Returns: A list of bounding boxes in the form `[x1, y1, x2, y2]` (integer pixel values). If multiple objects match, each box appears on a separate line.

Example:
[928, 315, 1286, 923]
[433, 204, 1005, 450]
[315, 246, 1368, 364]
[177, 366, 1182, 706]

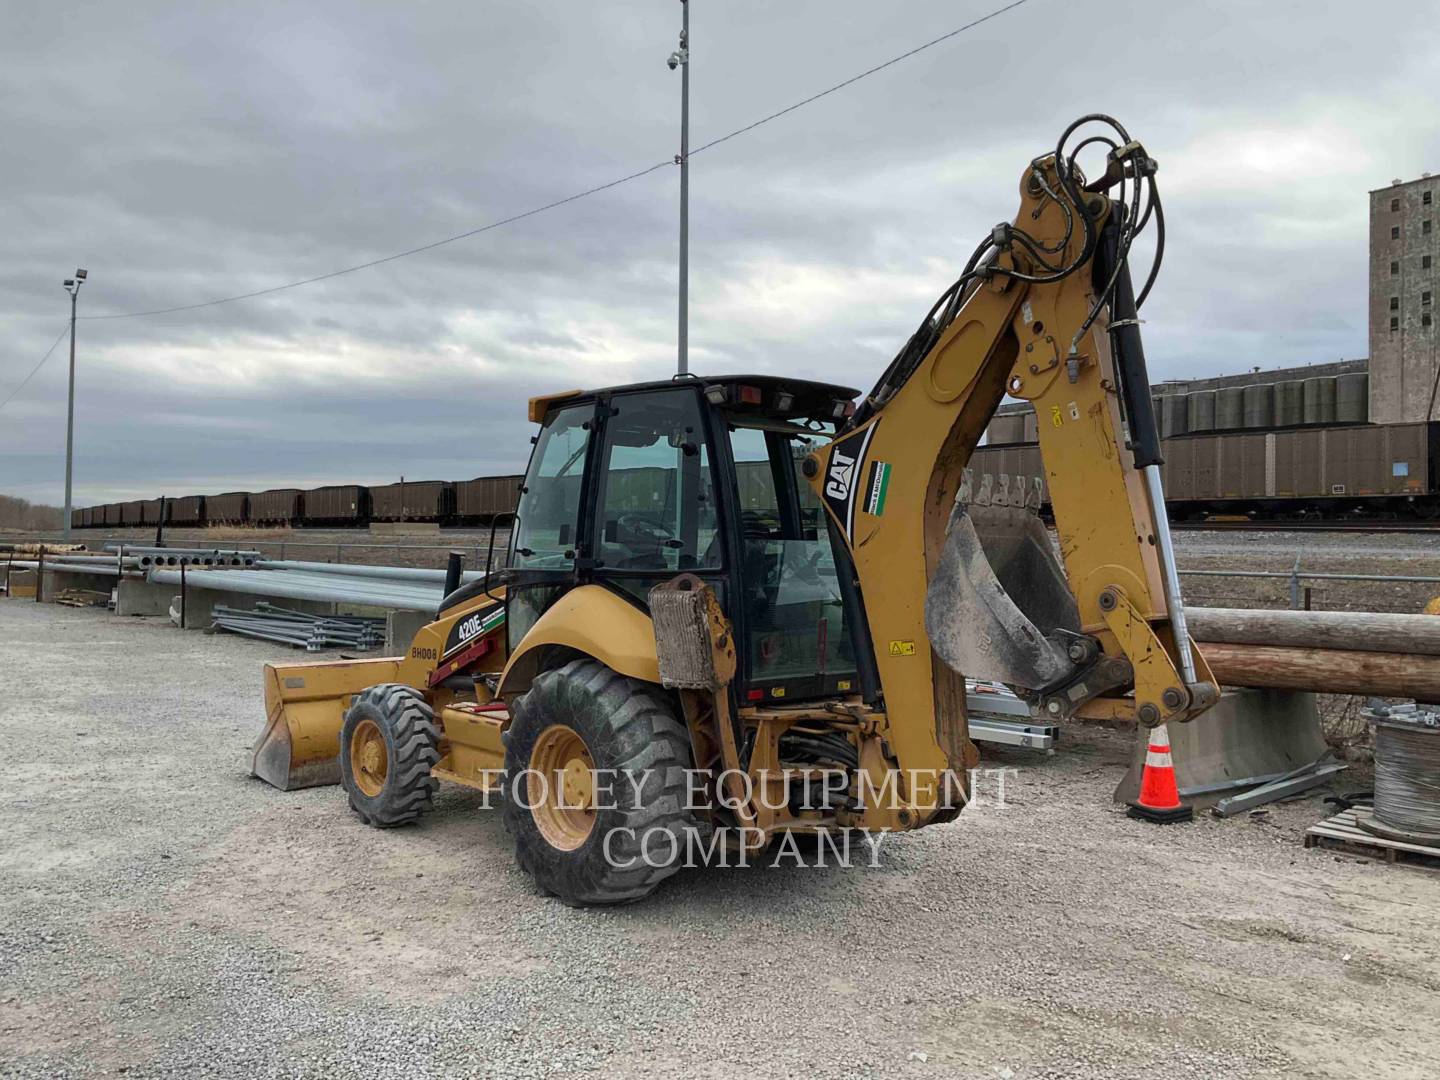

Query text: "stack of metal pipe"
[146, 565, 468, 611]
[103, 544, 260, 567]
[209, 603, 386, 651]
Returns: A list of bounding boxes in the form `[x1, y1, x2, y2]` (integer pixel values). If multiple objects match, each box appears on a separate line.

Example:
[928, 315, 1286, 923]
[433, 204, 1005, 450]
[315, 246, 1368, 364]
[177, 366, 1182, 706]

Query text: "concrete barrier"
[41, 569, 110, 604]
[386, 609, 431, 652]
[116, 578, 172, 617]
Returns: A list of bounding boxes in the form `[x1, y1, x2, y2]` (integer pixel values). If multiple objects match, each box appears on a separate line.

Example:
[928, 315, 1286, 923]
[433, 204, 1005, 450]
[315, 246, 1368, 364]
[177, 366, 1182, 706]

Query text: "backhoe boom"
[806, 117, 1217, 807]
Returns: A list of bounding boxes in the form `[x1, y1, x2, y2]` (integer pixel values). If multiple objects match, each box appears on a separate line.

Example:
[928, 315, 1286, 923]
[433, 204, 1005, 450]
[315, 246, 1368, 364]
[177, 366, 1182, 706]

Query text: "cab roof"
[528, 374, 861, 424]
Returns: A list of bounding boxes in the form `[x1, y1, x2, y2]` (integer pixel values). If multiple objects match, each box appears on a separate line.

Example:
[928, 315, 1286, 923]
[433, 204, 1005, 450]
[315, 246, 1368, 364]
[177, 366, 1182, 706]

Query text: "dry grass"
[203, 525, 295, 540]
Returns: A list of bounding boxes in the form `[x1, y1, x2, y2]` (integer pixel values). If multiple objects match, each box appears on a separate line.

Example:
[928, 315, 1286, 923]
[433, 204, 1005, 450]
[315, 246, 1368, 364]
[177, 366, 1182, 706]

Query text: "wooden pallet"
[1305, 808, 1440, 869]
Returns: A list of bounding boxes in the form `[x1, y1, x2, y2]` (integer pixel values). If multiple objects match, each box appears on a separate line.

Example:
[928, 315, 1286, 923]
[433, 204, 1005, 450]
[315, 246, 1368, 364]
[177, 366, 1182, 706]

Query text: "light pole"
[62, 268, 87, 541]
[668, 1, 690, 375]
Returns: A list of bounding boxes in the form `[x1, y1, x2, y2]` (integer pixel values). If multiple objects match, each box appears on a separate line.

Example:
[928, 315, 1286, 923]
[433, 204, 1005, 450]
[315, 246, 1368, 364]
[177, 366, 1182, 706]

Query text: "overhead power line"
[77, 0, 1036, 323]
[690, 0, 1033, 157]
[0, 326, 71, 413]
[82, 159, 676, 321]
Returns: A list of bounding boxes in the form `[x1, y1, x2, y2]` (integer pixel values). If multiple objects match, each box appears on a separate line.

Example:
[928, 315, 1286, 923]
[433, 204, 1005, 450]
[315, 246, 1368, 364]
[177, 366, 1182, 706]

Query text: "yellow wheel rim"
[529, 724, 597, 850]
[350, 718, 389, 798]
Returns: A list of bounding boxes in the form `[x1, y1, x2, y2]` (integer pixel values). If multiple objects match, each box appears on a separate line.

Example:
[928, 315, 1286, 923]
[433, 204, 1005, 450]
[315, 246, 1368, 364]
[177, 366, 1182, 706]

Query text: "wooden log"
[1197, 642, 1440, 700]
[1187, 607, 1440, 658]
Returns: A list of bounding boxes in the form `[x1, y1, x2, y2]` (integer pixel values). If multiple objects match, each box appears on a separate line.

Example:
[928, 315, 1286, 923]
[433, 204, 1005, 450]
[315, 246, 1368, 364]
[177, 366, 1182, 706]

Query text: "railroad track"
[1171, 520, 1440, 534]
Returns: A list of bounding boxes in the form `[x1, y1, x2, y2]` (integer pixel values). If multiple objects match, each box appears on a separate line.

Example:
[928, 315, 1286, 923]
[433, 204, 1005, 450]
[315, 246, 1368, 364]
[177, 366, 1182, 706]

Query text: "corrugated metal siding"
[975, 422, 1433, 508]
[1334, 422, 1427, 495]
[370, 480, 454, 521]
[304, 485, 366, 522]
[1163, 438, 1195, 501]
[207, 492, 249, 523]
[251, 489, 303, 522]
[1192, 437, 1219, 499]
[170, 496, 205, 525]
[985, 414, 1027, 445]
[456, 476, 522, 519]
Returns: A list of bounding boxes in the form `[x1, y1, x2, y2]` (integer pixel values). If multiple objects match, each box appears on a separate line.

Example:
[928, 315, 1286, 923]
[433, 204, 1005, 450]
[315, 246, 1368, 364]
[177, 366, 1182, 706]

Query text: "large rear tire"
[339, 684, 440, 828]
[503, 659, 695, 906]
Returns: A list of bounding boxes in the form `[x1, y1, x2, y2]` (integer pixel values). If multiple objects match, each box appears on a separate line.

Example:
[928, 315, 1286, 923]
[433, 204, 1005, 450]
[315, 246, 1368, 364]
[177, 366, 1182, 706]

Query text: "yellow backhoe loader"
[252, 114, 1220, 904]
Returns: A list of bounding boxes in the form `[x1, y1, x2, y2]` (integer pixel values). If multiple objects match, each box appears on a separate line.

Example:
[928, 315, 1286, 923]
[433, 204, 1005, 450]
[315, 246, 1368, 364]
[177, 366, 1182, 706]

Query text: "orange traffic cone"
[1127, 722, 1194, 824]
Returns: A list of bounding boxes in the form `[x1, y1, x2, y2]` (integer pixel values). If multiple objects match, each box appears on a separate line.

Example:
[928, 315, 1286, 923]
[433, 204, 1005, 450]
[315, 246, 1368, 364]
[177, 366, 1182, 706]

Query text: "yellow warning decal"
[837, 679, 852, 691]
[770, 687, 786, 698]
[888, 640, 916, 656]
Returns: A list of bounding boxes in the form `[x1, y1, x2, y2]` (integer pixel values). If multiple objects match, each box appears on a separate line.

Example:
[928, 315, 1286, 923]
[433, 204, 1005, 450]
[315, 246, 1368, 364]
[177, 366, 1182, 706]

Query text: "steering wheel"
[616, 513, 675, 547]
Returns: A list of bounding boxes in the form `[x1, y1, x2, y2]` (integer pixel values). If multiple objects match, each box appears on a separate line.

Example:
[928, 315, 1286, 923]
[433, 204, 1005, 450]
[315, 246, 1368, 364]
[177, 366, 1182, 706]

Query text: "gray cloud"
[2, 0, 1438, 503]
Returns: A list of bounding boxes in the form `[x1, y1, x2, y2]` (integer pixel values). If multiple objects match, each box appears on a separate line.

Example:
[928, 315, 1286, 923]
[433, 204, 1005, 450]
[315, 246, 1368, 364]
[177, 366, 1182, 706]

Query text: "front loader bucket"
[251, 656, 402, 790]
[925, 473, 1081, 691]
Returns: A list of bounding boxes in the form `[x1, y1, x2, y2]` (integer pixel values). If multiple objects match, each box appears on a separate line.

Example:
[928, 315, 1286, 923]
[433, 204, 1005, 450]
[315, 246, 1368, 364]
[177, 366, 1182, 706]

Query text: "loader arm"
[807, 117, 1217, 796]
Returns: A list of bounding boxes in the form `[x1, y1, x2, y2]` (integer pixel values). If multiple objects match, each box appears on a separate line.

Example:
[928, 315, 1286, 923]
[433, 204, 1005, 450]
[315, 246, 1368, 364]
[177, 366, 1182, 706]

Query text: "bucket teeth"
[993, 473, 1011, 508]
[1027, 476, 1044, 513]
[957, 468, 973, 506]
[975, 473, 993, 507]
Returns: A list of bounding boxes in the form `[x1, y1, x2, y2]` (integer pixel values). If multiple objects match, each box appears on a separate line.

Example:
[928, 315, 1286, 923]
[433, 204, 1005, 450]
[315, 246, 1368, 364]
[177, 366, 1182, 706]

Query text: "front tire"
[503, 659, 694, 906]
[339, 684, 440, 828]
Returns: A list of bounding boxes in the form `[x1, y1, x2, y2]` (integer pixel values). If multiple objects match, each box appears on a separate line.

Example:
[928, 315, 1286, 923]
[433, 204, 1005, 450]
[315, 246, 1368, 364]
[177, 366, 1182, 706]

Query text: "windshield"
[511, 402, 591, 571]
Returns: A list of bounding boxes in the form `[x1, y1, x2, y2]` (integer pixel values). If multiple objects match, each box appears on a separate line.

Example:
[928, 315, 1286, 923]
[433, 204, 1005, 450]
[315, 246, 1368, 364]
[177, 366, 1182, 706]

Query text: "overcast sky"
[2, 0, 1437, 505]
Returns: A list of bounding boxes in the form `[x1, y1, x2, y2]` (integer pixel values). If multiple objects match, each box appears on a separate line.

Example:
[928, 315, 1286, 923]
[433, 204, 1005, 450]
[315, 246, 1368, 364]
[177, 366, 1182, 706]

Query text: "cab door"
[588, 386, 723, 604]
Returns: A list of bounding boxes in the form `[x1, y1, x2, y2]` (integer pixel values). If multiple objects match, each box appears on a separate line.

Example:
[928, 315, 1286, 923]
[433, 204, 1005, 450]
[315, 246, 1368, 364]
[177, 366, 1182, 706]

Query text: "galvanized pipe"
[255, 559, 486, 584]
[9, 560, 137, 577]
[147, 567, 441, 611]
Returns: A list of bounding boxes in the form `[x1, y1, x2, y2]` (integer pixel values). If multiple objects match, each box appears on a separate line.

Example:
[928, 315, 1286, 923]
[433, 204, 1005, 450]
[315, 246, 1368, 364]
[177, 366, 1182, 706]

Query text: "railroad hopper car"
[169, 495, 207, 526]
[370, 480, 455, 523]
[140, 499, 165, 526]
[455, 475, 522, 522]
[250, 488, 304, 526]
[120, 500, 145, 527]
[972, 421, 1436, 520]
[207, 492, 250, 526]
[71, 508, 84, 529]
[301, 485, 369, 526]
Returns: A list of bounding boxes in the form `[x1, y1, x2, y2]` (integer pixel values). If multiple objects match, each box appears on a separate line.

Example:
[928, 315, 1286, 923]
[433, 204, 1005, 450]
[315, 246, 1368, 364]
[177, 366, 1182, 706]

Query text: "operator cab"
[508, 375, 868, 704]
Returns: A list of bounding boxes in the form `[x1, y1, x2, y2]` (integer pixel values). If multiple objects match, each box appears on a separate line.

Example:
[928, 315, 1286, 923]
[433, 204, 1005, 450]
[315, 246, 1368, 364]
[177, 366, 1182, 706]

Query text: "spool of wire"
[1361, 704, 1440, 846]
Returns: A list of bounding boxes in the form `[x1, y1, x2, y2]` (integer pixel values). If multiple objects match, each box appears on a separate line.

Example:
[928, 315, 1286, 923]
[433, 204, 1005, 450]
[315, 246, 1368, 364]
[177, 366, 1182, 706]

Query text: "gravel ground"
[4, 597, 1440, 1079]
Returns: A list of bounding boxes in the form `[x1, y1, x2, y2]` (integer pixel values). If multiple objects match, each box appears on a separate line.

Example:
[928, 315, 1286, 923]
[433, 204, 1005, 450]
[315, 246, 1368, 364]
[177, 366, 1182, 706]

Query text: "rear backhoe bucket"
[251, 656, 402, 790]
[1113, 689, 1331, 808]
[925, 478, 1081, 691]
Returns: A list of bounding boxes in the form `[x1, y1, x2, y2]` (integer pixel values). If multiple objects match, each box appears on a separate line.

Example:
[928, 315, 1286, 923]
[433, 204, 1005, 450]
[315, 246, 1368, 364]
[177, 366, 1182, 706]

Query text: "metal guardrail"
[1179, 557, 1440, 609]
